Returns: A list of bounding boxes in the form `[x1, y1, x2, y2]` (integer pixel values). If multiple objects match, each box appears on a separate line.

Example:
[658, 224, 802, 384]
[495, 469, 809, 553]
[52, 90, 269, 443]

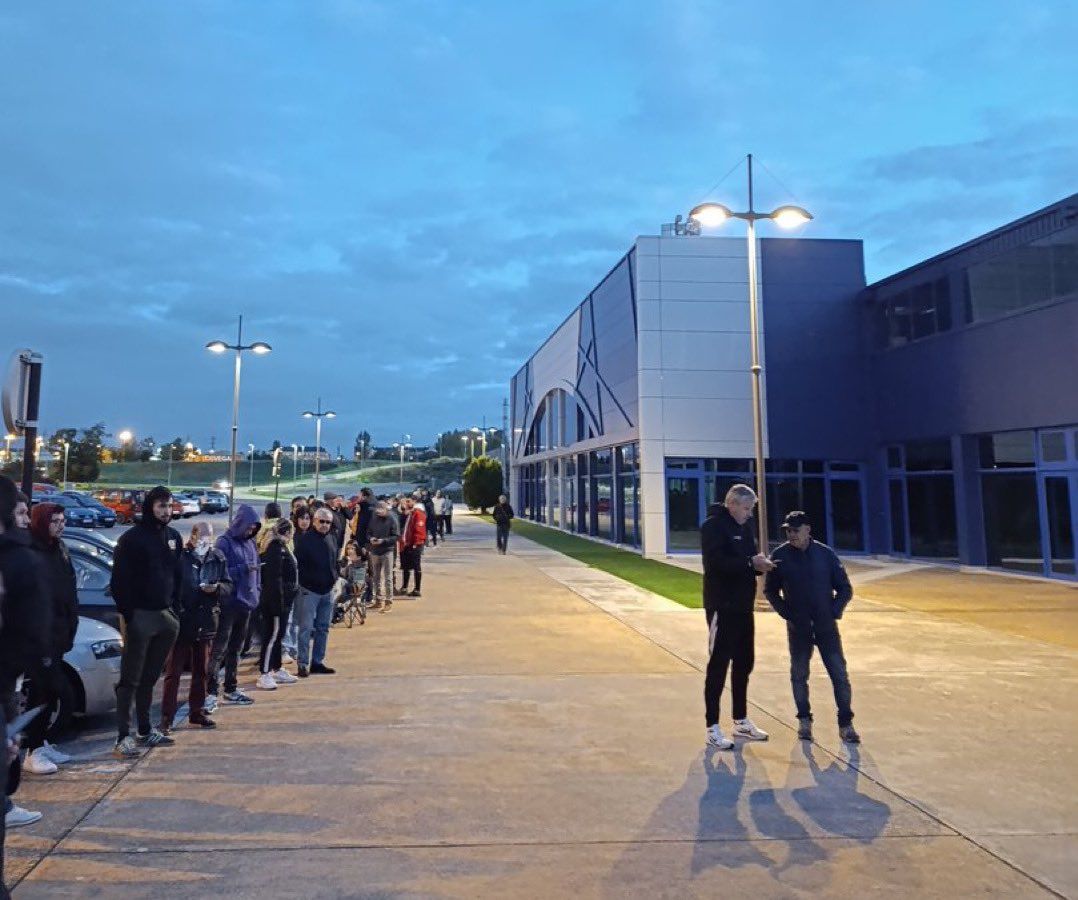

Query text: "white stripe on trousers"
[708, 611, 719, 656]
[260, 616, 280, 675]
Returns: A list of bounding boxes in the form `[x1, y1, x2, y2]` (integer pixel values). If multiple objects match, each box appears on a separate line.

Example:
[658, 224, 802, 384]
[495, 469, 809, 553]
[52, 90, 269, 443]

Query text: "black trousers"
[704, 608, 755, 726]
[207, 605, 251, 696]
[496, 523, 510, 552]
[259, 610, 285, 675]
[24, 662, 67, 750]
[444, 514, 453, 535]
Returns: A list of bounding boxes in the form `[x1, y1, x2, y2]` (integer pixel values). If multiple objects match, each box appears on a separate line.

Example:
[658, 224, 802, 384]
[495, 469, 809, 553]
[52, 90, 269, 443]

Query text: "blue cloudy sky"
[2, 1, 1075, 452]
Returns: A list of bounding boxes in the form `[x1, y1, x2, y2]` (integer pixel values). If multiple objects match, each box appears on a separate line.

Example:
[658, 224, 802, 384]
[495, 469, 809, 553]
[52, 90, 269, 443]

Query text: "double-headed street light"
[687, 153, 812, 554]
[392, 441, 412, 490]
[206, 314, 272, 518]
[302, 398, 335, 497]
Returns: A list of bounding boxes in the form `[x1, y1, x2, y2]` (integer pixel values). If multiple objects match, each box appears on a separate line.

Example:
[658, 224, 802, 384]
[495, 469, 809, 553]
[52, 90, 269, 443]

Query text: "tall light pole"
[167, 443, 175, 488]
[206, 314, 272, 518]
[687, 153, 812, 553]
[248, 443, 256, 489]
[117, 430, 133, 463]
[393, 441, 412, 490]
[301, 398, 336, 497]
[357, 437, 366, 471]
[291, 443, 299, 482]
[61, 440, 70, 487]
[4, 433, 15, 462]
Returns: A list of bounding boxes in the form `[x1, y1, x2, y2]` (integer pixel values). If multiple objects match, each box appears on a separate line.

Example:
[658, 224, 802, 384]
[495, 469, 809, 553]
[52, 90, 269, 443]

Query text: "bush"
[462, 456, 503, 513]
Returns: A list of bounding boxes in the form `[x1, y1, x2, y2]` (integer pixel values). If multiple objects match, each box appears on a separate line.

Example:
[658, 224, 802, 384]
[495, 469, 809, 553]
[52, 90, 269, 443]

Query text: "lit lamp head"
[118, 430, 133, 444]
[250, 342, 272, 355]
[205, 340, 228, 354]
[769, 205, 813, 228]
[324, 411, 336, 419]
[688, 202, 734, 228]
[302, 412, 315, 419]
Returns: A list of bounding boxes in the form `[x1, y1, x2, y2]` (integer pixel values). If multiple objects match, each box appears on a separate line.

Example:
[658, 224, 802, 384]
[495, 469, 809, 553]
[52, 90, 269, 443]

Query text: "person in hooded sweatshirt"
[205, 504, 261, 708]
[23, 503, 79, 776]
[159, 522, 232, 733]
[109, 486, 182, 758]
[0, 478, 47, 830]
[257, 518, 300, 691]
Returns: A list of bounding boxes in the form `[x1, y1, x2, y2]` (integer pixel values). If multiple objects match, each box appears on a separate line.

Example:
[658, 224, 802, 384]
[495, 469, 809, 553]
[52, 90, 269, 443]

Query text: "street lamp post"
[61, 440, 70, 488]
[687, 153, 812, 554]
[117, 430, 133, 463]
[393, 441, 412, 490]
[167, 444, 174, 488]
[291, 443, 299, 482]
[301, 398, 336, 497]
[4, 433, 15, 463]
[248, 443, 256, 489]
[206, 314, 272, 519]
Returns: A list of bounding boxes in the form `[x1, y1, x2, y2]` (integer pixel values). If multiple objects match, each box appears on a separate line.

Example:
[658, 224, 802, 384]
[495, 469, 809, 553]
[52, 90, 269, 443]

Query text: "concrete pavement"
[7, 512, 1073, 898]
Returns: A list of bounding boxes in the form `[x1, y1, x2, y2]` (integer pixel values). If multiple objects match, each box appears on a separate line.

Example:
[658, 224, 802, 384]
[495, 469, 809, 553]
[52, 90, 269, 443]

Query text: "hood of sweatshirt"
[227, 503, 261, 541]
[141, 486, 173, 529]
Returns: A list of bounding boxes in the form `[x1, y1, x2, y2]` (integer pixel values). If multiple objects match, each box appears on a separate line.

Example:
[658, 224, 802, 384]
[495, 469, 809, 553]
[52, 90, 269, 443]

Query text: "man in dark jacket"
[765, 511, 859, 744]
[366, 501, 400, 612]
[110, 486, 181, 758]
[206, 504, 261, 707]
[700, 484, 774, 750]
[23, 503, 79, 775]
[351, 488, 373, 549]
[294, 506, 339, 676]
[325, 494, 348, 551]
[492, 495, 514, 554]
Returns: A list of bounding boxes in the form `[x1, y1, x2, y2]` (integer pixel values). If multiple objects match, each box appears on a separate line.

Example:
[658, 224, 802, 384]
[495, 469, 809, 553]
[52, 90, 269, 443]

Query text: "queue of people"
[0, 474, 454, 892]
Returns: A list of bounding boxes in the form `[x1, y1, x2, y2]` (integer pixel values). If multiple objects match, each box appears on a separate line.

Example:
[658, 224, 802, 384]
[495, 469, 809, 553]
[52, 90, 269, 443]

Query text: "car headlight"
[90, 639, 123, 659]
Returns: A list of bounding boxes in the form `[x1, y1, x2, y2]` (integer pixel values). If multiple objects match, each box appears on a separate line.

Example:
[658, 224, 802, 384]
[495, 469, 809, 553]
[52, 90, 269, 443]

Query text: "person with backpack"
[159, 522, 232, 732]
[23, 503, 79, 775]
[492, 495, 514, 554]
[398, 496, 426, 597]
[257, 519, 300, 690]
[205, 504, 261, 709]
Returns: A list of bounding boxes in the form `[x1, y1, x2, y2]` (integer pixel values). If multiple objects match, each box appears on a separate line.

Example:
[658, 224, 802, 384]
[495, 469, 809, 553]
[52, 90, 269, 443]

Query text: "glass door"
[1043, 475, 1076, 576]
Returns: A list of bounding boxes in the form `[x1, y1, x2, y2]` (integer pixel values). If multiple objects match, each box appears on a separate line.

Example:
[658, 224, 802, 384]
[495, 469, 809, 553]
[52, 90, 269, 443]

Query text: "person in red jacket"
[398, 496, 426, 598]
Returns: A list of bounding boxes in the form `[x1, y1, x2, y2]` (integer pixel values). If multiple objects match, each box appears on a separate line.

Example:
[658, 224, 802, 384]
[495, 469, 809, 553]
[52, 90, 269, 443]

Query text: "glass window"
[591, 448, 612, 476]
[595, 477, 613, 541]
[904, 440, 953, 472]
[667, 477, 700, 550]
[619, 474, 636, 546]
[802, 479, 827, 542]
[912, 282, 936, 339]
[709, 458, 752, 472]
[1041, 431, 1068, 463]
[886, 291, 912, 347]
[983, 474, 1043, 573]
[906, 476, 958, 559]
[889, 479, 907, 554]
[979, 431, 1035, 469]
[829, 480, 864, 551]
[767, 477, 802, 545]
[801, 460, 825, 474]
[934, 278, 952, 332]
[886, 446, 903, 470]
[828, 462, 861, 473]
[550, 460, 560, 527]
[1045, 476, 1075, 576]
[72, 554, 110, 591]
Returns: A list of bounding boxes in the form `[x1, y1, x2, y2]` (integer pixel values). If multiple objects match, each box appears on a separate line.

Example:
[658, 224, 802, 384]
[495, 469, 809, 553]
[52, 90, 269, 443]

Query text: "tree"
[462, 456, 503, 513]
[45, 424, 104, 483]
[137, 436, 156, 462]
[354, 430, 371, 460]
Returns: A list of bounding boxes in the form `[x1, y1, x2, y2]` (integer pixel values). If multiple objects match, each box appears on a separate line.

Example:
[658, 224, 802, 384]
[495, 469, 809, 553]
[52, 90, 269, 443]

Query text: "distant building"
[509, 194, 1078, 580]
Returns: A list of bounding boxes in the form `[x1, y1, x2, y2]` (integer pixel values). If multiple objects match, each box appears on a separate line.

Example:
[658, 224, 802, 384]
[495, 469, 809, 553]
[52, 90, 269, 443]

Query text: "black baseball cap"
[781, 511, 810, 530]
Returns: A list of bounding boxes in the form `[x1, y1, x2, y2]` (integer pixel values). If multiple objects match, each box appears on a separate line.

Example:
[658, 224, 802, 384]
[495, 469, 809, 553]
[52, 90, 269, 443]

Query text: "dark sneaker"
[408, 590, 421, 598]
[839, 725, 861, 744]
[158, 719, 173, 736]
[189, 715, 218, 729]
[297, 665, 309, 678]
[309, 663, 336, 675]
[223, 690, 255, 705]
[113, 736, 142, 759]
[136, 729, 175, 747]
[797, 718, 813, 741]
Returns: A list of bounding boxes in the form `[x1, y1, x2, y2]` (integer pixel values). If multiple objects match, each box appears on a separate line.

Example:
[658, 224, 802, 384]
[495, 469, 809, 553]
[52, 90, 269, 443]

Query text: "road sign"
[2, 349, 43, 435]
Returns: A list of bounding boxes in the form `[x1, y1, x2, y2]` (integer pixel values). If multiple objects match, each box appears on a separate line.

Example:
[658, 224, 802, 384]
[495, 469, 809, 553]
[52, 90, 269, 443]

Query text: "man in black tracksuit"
[492, 495, 514, 554]
[109, 486, 182, 757]
[765, 511, 859, 744]
[700, 484, 774, 749]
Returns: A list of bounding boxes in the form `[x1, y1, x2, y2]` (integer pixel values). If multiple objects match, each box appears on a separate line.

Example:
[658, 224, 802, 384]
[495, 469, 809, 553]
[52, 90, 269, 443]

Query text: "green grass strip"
[488, 516, 703, 609]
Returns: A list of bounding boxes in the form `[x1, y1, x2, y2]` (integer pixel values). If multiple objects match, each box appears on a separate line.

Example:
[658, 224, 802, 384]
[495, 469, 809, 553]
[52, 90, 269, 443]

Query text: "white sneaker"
[273, 669, 298, 684]
[42, 741, 73, 764]
[5, 804, 42, 828]
[203, 695, 219, 715]
[256, 673, 278, 691]
[733, 718, 769, 741]
[24, 747, 58, 775]
[281, 652, 295, 665]
[706, 724, 734, 750]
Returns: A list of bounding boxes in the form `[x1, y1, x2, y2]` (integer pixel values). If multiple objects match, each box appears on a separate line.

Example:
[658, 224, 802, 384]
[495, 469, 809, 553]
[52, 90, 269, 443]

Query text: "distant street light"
[686, 153, 813, 552]
[206, 314, 272, 518]
[291, 443, 299, 482]
[301, 398, 336, 497]
[393, 441, 412, 490]
[117, 430, 133, 463]
[4, 433, 15, 462]
[61, 440, 70, 487]
[248, 443, 256, 490]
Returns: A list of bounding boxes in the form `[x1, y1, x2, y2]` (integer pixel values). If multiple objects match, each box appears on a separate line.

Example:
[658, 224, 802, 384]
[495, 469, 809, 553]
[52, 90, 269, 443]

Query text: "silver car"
[64, 616, 124, 720]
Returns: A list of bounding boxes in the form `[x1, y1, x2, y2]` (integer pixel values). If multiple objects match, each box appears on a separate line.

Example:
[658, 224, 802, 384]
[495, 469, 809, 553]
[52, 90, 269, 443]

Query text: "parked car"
[63, 526, 117, 558]
[173, 492, 201, 517]
[32, 493, 97, 529]
[93, 488, 145, 525]
[186, 489, 228, 513]
[65, 537, 118, 629]
[19, 617, 123, 735]
[62, 491, 117, 528]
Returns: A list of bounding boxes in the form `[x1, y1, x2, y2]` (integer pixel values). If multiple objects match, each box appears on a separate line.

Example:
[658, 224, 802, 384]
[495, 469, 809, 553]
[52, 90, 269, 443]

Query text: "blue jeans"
[296, 588, 334, 667]
[788, 622, 854, 727]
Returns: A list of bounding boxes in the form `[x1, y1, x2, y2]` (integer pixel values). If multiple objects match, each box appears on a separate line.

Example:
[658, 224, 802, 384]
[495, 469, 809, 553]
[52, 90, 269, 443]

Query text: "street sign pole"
[2, 350, 44, 499]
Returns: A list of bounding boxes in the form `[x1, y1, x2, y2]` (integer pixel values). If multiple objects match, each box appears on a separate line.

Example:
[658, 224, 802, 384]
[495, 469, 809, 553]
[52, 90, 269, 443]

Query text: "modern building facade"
[509, 194, 1078, 580]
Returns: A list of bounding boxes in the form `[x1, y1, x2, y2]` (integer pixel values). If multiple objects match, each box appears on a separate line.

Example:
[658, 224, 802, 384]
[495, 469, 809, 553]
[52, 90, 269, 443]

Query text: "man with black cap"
[109, 486, 182, 758]
[764, 510, 859, 744]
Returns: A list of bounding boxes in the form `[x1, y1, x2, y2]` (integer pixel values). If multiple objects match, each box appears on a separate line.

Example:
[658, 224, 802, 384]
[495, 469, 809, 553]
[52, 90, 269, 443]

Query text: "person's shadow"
[690, 749, 771, 874]
[790, 743, 892, 842]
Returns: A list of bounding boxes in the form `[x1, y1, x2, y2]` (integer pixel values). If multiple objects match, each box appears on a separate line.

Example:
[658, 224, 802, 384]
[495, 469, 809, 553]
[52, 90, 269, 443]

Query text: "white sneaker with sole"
[706, 724, 734, 750]
[24, 747, 58, 775]
[256, 673, 278, 691]
[281, 652, 295, 666]
[273, 669, 298, 684]
[42, 741, 73, 764]
[5, 804, 42, 828]
[733, 718, 769, 741]
[203, 695, 219, 715]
